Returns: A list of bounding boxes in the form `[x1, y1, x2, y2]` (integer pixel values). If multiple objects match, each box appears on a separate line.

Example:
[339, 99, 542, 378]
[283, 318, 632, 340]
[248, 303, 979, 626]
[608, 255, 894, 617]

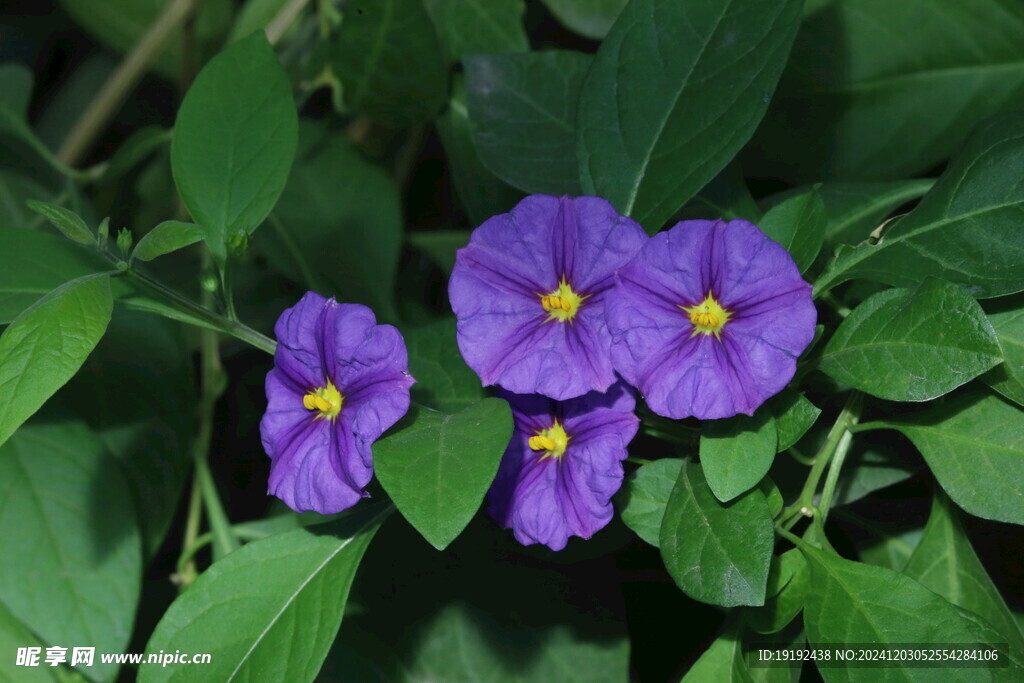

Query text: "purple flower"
[488, 382, 640, 551]
[260, 292, 415, 513]
[607, 219, 816, 420]
[449, 195, 647, 400]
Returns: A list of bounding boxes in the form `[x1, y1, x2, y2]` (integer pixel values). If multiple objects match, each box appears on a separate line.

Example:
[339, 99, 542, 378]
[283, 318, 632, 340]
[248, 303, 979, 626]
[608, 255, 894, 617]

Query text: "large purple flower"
[607, 219, 816, 420]
[449, 195, 647, 400]
[488, 382, 639, 551]
[260, 292, 415, 513]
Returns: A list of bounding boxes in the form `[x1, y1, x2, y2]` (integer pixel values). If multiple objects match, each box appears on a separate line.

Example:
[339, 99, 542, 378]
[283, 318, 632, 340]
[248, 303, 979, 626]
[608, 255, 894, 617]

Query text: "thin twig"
[57, 0, 205, 166]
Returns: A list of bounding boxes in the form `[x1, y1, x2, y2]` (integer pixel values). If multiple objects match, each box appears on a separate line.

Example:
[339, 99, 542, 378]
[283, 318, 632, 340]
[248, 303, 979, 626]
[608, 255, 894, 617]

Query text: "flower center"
[527, 421, 569, 461]
[540, 277, 587, 322]
[302, 381, 343, 420]
[681, 292, 731, 340]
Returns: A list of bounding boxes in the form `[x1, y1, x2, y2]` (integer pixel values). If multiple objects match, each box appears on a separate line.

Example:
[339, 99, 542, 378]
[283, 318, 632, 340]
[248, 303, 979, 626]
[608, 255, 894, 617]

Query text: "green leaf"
[0, 421, 142, 682]
[904, 493, 1024, 654]
[815, 113, 1024, 299]
[260, 123, 402, 320]
[700, 412, 778, 502]
[0, 64, 71, 178]
[749, 549, 808, 635]
[750, 0, 1024, 181]
[59, 309, 195, 558]
[830, 443, 920, 507]
[865, 391, 1024, 526]
[769, 389, 820, 452]
[332, 0, 448, 124]
[618, 458, 680, 547]
[0, 274, 113, 449]
[465, 50, 591, 196]
[408, 230, 469, 276]
[375, 399, 513, 550]
[682, 625, 753, 682]
[692, 161, 763, 222]
[131, 220, 205, 262]
[757, 188, 825, 274]
[817, 180, 936, 250]
[140, 506, 390, 683]
[424, 0, 527, 61]
[539, 0, 628, 39]
[0, 169, 56, 227]
[171, 31, 298, 261]
[983, 298, 1024, 407]
[0, 228, 118, 324]
[404, 318, 483, 412]
[24, 200, 94, 244]
[58, 0, 232, 81]
[820, 279, 1002, 401]
[801, 544, 995, 683]
[0, 601, 61, 682]
[576, 0, 803, 233]
[660, 460, 774, 607]
[434, 74, 522, 226]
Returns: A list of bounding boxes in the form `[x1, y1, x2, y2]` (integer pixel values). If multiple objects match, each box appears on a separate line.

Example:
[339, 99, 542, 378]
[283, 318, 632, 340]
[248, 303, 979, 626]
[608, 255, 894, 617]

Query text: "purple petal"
[488, 382, 637, 550]
[608, 219, 817, 420]
[272, 291, 332, 389]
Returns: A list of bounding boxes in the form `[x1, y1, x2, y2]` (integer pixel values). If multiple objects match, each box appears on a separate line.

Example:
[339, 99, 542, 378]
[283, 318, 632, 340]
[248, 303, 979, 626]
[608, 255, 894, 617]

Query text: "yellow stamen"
[539, 277, 588, 322]
[302, 381, 344, 420]
[681, 292, 731, 340]
[528, 421, 570, 461]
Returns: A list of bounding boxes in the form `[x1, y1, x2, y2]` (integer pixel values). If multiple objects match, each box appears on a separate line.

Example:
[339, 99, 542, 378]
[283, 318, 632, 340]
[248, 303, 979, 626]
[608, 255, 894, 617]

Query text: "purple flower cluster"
[450, 195, 816, 550]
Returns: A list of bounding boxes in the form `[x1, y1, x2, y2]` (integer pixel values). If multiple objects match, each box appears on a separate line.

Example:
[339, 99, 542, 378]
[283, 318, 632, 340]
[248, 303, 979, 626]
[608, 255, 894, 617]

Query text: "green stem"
[777, 391, 863, 530]
[122, 267, 276, 354]
[176, 476, 204, 587]
[625, 457, 652, 467]
[818, 420, 860, 522]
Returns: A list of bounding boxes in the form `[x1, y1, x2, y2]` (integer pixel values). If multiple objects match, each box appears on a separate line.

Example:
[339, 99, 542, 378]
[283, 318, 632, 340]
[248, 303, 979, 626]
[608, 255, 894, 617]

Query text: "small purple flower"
[449, 195, 647, 400]
[607, 219, 816, 420]
[261, 292, 415, 513]
[488, 382, 640, 551]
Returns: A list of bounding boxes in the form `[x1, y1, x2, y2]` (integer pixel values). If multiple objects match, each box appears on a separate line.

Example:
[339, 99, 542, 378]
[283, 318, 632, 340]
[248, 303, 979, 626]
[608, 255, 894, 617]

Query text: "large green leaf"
[0, 421, 142, 682]
[820, 279, 1002, 401]
[700, 412, 778, 502]
[983, 298, 1024, 407]
[140, 506, 390, 683]
[59, 309, 194, 558]
[865, 391, 1024, 525]
[171, 31, 297, 261]
[904, 493, 1024, 655]
[801, 544, 996, 683]
[435, 75, 522, 226]
[404, 318, 484, 412]
[424, 0, 527, 61]
[0, 602, 56, 682]
[375, 399, 512, 550]
[576, 0, 803, 233]
[817, 180, 936, 250]
[750, 0, 1024, 181]
[659, 460, 774, 607]
[757, 188, 825, 274]
[0, 228, 117, 324]
[0, 169, 56, 227]
[0, 274, 113, 449]
[539, 0, 627, 39]
[332, 0, 447, 124]
[618, 458, 680, 547]
[815, 114, 1024, 299]
[465, 50, 591, 196]
[748, 550, 808, 635]
[261, 123, 402, 320]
